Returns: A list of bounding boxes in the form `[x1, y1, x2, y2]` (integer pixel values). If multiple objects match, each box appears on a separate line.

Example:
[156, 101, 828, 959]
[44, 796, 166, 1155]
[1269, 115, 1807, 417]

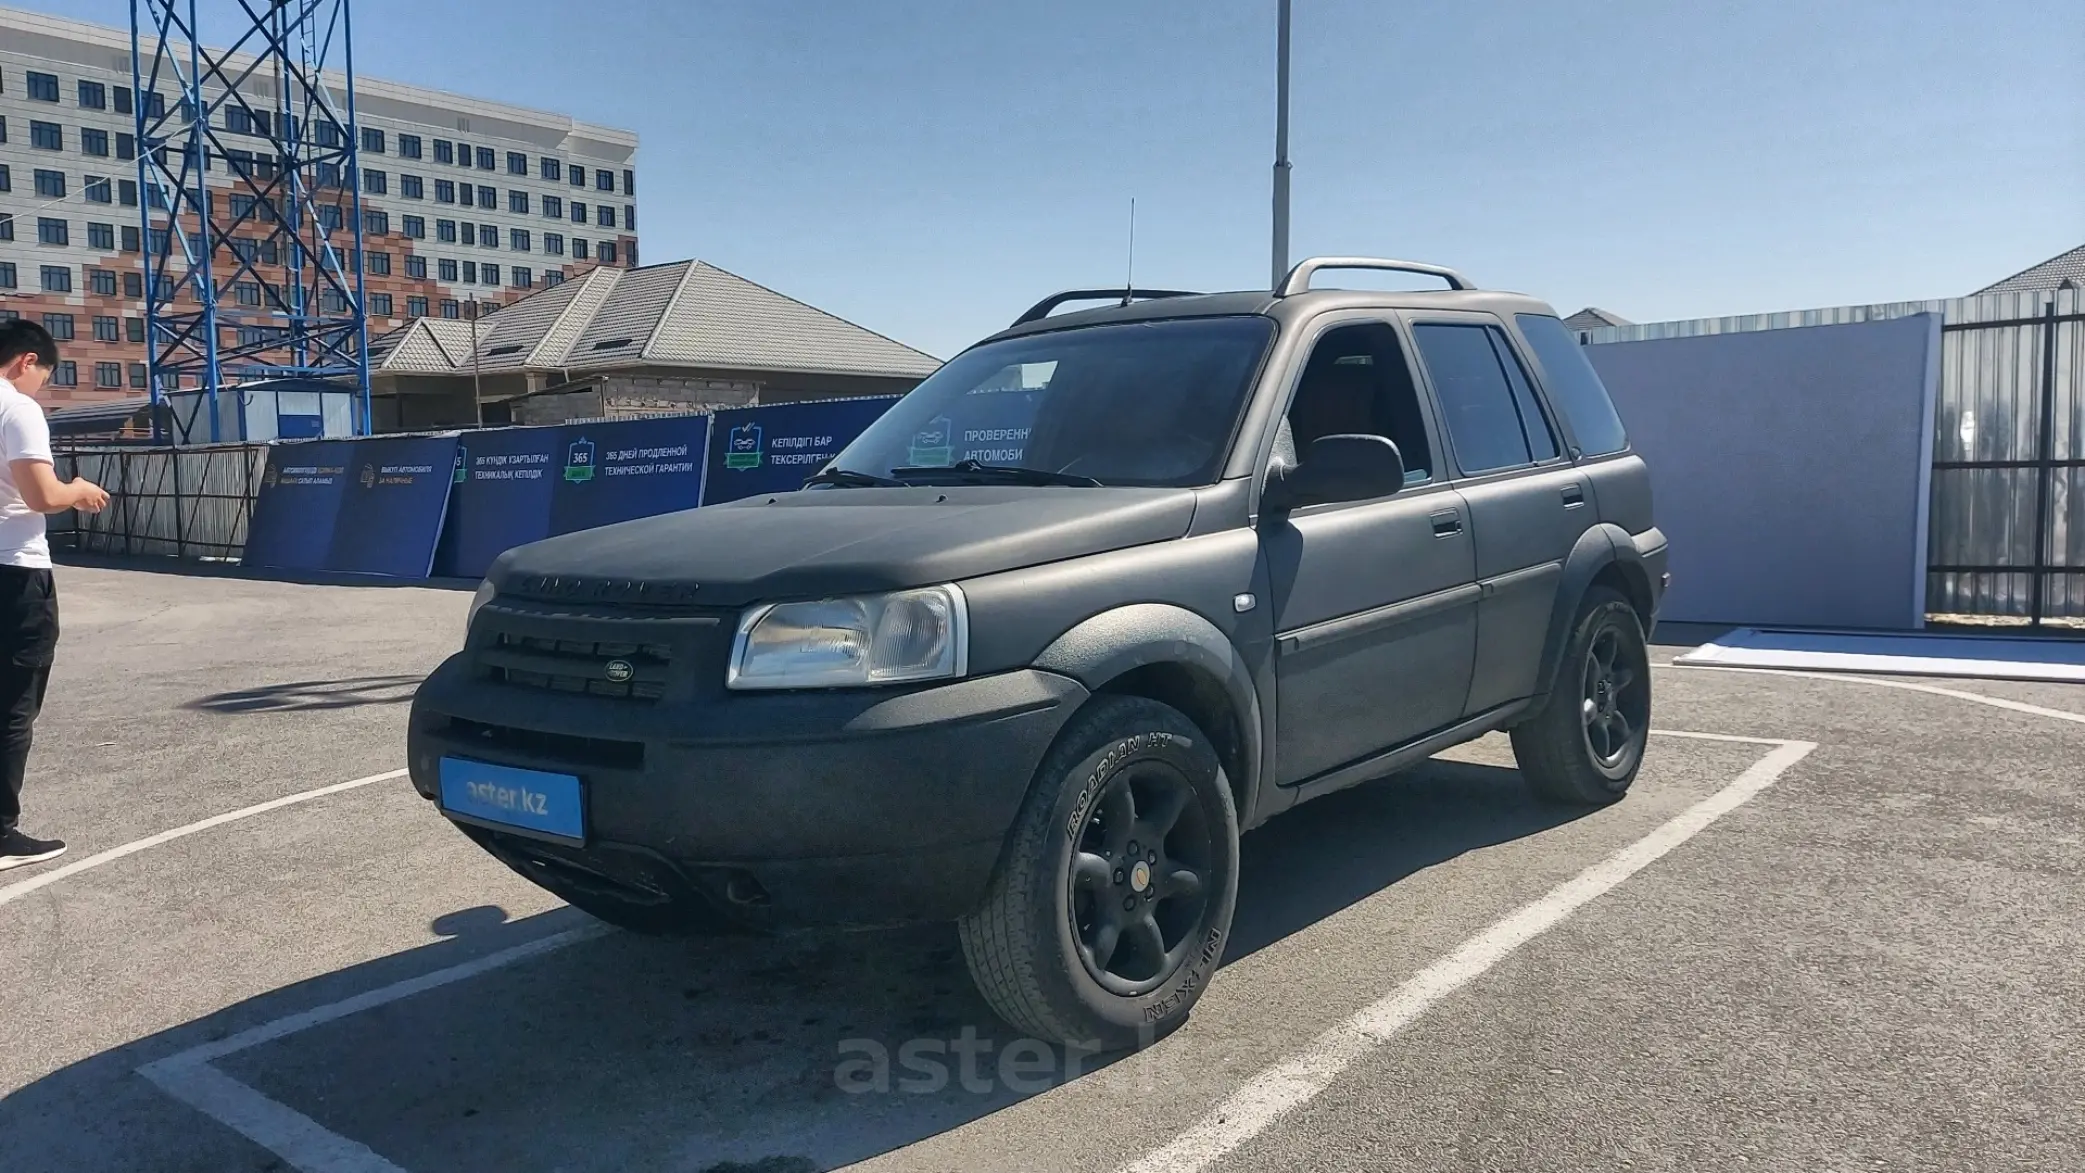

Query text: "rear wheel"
[1511, 585, 1651, 805]
[959, 695, 1240, 1050]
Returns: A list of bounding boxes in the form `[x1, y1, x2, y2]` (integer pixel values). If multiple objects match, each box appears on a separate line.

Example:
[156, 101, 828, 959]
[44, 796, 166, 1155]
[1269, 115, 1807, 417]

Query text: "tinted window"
[1413, 323, 1539, 474]
[1491, 333, 1558, 462]
[1516, 314, 1629, 456]
[833, 317, 1276, 488]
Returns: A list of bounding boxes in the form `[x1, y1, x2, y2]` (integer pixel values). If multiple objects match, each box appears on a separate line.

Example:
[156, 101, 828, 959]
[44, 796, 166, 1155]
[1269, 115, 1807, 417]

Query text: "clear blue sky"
[29, 0, 2085, 357]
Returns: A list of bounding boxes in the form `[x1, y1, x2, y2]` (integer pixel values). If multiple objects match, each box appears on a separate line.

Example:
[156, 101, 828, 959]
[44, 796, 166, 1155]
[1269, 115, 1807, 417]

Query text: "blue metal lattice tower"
[130, 0, 372, 442]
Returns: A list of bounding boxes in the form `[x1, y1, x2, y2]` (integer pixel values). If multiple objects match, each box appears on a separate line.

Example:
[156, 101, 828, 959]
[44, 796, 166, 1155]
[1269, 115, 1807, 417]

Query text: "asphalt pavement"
[2, 564, 2080, 1173]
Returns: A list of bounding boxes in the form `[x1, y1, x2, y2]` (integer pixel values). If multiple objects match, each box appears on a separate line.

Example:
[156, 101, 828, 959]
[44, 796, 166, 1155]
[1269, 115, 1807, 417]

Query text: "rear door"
[1407, 315, 1594, 714]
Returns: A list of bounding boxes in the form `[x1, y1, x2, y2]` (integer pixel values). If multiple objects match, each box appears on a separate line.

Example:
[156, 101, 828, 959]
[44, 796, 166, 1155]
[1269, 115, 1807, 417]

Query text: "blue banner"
[245, 440, 355, 573]
[548, 415, 710, 535]
[432, 426, 564, 579]
[700, 397, 899, 505]
[245, 435, 459, 578]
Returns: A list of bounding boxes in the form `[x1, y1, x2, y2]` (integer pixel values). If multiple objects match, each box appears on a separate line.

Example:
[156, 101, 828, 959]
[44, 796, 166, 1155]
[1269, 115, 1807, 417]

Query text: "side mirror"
[1266, 434, 1406, 510]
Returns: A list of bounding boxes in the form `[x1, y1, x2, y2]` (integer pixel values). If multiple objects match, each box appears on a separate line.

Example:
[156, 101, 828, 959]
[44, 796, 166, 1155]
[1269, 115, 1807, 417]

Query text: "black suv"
[407, 258, 1668, 1049]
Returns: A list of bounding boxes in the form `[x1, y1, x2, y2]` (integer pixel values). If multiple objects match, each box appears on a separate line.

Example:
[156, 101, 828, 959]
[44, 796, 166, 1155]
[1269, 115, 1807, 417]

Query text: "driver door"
[1262, 319, 1479, 786]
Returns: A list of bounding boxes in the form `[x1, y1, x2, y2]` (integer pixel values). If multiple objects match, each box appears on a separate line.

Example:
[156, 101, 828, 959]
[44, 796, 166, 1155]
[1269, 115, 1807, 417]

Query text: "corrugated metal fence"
[52, 444, 268, 562]
[1588, 288, 2085, 627]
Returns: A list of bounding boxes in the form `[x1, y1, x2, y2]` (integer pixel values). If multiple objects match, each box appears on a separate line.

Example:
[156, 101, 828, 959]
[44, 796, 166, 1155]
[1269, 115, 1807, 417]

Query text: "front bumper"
[408, 656, 1088, 928]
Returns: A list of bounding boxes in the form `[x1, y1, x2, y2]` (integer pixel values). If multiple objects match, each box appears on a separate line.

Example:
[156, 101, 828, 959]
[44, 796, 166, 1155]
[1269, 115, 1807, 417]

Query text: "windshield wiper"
[803, 466, 910, 488]
[889, 459, 1102, 488]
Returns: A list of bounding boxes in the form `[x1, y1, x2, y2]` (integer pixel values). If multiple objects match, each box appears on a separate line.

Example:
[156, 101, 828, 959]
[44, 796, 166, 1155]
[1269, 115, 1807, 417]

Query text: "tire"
[1510, 585, 1652, 805]
[959, 695, 1240, 1051]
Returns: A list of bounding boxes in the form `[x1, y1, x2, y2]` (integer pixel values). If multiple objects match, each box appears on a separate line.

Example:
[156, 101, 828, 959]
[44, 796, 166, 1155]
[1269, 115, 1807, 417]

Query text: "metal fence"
[52, 444, 268, 562]
[1589, 287, 2085, 628]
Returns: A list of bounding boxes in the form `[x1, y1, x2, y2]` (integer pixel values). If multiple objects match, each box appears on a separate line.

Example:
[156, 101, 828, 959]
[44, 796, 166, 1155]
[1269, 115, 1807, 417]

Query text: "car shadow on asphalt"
[182, 674, 423, 713]
[1, 758, 1581, 1173]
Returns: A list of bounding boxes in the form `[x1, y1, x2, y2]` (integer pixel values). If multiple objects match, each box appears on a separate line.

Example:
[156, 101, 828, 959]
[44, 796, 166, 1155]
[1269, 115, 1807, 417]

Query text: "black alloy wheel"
[1067, 758, 1216, 996]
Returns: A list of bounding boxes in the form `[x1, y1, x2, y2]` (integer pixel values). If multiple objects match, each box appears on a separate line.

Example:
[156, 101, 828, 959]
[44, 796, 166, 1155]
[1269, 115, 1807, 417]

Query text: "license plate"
[438, 758, 585, 842]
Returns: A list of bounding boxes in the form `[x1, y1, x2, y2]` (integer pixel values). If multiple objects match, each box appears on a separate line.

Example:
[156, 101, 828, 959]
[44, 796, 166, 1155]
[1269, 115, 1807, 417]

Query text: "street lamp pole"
[1270, 0, 1292, 291]
[468, 295, 483, 427]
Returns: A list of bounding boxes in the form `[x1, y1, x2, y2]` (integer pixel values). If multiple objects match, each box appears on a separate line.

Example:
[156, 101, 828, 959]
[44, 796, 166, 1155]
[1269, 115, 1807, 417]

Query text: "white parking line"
[1664, 662, 2085, 726]
[0, 769, 408, 910]
[1118, 732, 1817, 1173]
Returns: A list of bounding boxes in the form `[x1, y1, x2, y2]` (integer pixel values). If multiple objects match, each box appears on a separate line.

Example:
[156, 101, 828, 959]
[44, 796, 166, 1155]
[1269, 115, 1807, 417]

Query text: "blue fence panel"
[700, 397, 899, 505]
[432, 425, 564, 579]
[549, 415, 710, 535]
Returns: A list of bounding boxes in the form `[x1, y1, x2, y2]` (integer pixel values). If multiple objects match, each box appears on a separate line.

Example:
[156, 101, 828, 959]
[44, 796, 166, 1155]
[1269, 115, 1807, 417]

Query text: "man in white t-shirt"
[0, 320, 109, 871]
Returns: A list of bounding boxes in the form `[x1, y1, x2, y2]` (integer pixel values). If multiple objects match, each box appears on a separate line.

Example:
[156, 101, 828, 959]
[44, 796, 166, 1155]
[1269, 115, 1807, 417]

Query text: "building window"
[126, 317, 146, 343]
[542, 195, 563, 220]
[622, 169, 635, 195]
[407, 295, 428, 317]
[401, 174, 423, 199]
[397, 133, 421, 159]
[0, 263, 13, 288]
[462, 260, 477, 283]
[370, 292, 393, 316]
[476, 185, 496, 208]
[362, 127, 386, 153]
[235, 281, 261, 306]
[90, 269, 117, 296]
[475, 146, 495, 170]
[596, 205, 615, 228]
[315, 121, 341, 148]
[511, 267, 532, 289]
[364, 209, 390, 235]
[458, 182, 474, 208]
[0, 164, 8, 192]
[544, 271, 564, 288]
[439, 299, 459, 319]
[93, 316, 120, 342]
[30, 121, 62, 151]
[366, 251, 392, 276]
[572, 238, 589, 260]
[363, 168, 387, 194]
[124, 271, 143, 297]
[433, 139, 454, 164]
[119, 179, 138, 206]
[438, 258, 458, 281]
[434, 178, 455, 203]
[129, 362, 147, 389]
[81, 127, 110, 157]
[43, 313, 75, 340]
[623, 204, 636, 231]
[51, 362, 77, 388]
[599, 241, 618, 265]
[402, 215, 426, 240]
[544, 232, 564, 256]
[41, 266, 72, 293]
[569, 166, 586, 188]
[323, 288, 349, 313]
[509, 228, 531, 252]
[84, 176, 112, 203]
[508, 190, 529, 214]
[481, 223, 499, 249]
[230, 193, 255, 220]
[93, 362, 122, 388]
[570, 201, 586, 224]
[461, 223, 477, 246]
[33, 169, 65, 198]
[478, 264, 499, 285]
[114, 85, 134, 114]
[318, 204, 343, 231]
[27, 72, 60, 102]
[88, 222, 115, 250]
[316, 161, 343, 189]
[594, 168, 614, 192]
[117, 132, 135, 160]
[231, 238, 258, 262]
[540, 157, 562, 181]
[225, 106, 252, 134]
[506, 151, 526, 176]
[405, 255, 427, 278]
[436, 219, 457, 242]
[38, 218, 69, 246]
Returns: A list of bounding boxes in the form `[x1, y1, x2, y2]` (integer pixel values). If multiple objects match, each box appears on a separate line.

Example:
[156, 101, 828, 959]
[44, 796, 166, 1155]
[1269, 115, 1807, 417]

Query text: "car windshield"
[827, 316, 1276, 488]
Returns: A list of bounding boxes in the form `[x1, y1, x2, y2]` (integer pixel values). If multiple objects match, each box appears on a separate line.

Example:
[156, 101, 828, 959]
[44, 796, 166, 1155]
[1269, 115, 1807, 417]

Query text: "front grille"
[481, 632, 673, 701]
[444, 716, 644, 769]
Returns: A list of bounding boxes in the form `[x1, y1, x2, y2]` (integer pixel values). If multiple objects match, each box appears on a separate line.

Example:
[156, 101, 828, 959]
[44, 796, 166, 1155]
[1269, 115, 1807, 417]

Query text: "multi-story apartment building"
[0, 5, 638, 404]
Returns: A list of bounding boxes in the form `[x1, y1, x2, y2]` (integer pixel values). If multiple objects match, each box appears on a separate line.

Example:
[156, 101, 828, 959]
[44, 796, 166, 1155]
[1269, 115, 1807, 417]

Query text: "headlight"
[728, 585, 969, 690]
[465, 579, 497, 638]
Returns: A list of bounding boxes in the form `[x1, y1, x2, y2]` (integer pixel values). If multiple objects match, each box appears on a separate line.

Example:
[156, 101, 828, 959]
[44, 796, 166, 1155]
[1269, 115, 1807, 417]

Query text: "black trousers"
[0, 567, 57, 836]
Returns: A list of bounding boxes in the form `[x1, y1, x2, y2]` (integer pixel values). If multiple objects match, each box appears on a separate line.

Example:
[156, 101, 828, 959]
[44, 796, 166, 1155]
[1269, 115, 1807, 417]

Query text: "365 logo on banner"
[564, 438, 596, 483]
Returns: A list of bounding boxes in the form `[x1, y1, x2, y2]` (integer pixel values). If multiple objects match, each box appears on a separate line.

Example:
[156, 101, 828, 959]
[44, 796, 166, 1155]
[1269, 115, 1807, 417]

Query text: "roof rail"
[1275, 257, 1473, 297]
[1011, 288, 1202, 327]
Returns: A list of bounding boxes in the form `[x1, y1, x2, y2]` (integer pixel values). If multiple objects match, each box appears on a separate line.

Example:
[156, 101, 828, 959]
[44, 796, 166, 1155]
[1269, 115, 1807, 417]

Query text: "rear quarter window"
[1515, 314, 1629, 456]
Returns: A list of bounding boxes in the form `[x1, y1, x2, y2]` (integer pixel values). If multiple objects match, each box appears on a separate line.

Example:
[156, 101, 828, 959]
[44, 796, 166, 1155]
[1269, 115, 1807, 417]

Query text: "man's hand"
[71, 477, 110, 514]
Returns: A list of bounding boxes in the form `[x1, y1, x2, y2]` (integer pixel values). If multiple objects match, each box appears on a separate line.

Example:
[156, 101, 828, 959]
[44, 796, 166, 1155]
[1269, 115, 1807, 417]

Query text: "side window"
[1282, 322, 1434, 482]
[1491, 333, 1558, 462]
[1412, 323, 1554, 475]
[1516, 313, 1628, 456]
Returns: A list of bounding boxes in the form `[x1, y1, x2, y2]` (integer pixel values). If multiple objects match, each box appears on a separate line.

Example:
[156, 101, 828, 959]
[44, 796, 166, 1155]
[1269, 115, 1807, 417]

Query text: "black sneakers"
[0, 829, 67, 872]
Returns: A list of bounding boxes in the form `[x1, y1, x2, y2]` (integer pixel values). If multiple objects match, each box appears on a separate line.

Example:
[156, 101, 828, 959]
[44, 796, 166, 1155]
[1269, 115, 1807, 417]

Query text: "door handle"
[1430, 509, 1463, 537]
[1561, 483, 1585, 507]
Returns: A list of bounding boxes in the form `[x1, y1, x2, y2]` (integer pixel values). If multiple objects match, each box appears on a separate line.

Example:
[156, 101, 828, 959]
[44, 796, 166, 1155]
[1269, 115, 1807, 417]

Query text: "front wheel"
[1510, 585, 1652, 805]
[959, 695, 1240, 1050]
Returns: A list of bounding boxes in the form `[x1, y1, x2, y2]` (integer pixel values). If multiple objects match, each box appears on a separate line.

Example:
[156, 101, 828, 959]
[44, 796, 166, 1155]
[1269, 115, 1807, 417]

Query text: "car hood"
[492, 485, 1199, 607]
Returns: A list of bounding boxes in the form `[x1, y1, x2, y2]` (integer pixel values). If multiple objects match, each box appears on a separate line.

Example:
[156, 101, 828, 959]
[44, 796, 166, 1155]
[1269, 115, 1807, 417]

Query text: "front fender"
[1527, 524, 1657, 709]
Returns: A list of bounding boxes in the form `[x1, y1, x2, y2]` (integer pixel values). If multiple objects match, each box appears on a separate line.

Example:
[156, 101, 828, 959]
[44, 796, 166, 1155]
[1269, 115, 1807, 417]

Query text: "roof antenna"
[1122, 197, 1136, 306]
